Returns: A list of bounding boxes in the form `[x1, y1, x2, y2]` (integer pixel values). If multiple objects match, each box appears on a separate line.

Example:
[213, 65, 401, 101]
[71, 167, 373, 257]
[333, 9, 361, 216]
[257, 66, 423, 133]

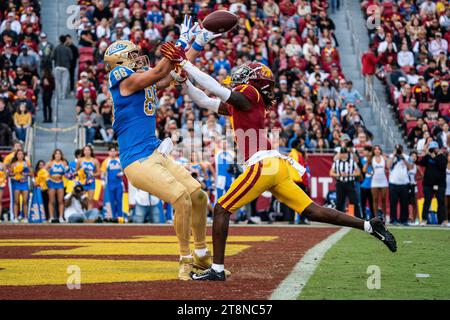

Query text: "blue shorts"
[83, 181, 96, 190]
[48, 180, 64, 190]
[12, 180, 29, 191]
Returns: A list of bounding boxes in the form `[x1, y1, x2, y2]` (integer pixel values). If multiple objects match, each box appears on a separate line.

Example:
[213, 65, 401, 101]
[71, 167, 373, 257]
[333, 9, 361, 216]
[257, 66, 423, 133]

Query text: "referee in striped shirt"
[330, 147, 362, 218]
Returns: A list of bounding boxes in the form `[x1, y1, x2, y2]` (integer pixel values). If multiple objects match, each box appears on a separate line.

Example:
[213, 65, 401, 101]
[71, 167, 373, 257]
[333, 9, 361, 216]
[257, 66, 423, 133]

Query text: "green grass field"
[299, 228, 450, 300]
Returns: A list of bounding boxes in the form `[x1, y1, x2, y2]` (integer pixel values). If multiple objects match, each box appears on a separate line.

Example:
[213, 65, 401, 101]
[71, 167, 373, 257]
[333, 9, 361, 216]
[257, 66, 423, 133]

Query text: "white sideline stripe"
[270, 227, 351, 300]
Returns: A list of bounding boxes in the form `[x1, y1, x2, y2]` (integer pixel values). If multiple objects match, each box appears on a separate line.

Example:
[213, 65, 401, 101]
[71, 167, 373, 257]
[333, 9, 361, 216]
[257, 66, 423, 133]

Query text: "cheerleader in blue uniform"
[0, 155, 6, 219]
[75, 145, 100, 210]
[46, 149, 69, 222]
[9, 150, 32, 223]
[66, 149, 82, 181]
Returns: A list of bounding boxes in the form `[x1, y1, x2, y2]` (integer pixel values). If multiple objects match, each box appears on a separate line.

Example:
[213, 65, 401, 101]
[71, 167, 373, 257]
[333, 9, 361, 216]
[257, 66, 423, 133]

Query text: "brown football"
[202, 10, 238, 33]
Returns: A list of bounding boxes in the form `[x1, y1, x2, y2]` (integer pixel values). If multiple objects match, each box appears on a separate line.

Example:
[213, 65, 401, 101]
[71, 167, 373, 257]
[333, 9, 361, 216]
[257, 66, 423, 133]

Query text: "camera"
[73, 185, 84, 196]
[395, 144, 403, 156]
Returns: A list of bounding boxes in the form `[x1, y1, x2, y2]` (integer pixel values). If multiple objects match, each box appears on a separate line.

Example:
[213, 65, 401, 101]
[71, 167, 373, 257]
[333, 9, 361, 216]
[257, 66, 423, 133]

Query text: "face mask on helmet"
[127, 50, 150, 70]
[231, 65, 253, 86]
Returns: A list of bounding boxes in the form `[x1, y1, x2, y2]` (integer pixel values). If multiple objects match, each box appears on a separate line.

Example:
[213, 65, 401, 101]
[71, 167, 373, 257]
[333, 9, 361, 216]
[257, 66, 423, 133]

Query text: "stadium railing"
[25, 126, 34, 163]
[345, 6, 397, 152]
[76, 124, 86, 150]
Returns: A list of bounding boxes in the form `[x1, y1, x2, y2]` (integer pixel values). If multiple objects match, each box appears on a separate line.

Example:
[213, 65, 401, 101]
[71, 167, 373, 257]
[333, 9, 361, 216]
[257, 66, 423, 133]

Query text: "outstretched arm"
[180, 60, 252, 111]
[120, 57, 172, 96]
[184, 80, 229, 115]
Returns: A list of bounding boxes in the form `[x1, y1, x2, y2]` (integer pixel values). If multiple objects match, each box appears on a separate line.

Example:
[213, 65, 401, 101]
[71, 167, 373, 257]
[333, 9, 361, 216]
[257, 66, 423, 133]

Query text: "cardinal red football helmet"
[230, 61, 275, 107]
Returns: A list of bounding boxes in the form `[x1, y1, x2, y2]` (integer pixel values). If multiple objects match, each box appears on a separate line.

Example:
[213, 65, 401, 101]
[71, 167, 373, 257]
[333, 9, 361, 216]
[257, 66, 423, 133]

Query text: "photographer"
[330, 147, 362, 218]
[418, 141, 448, 226]
[387, 144, 413, 225]
[64, 185, 101, 223]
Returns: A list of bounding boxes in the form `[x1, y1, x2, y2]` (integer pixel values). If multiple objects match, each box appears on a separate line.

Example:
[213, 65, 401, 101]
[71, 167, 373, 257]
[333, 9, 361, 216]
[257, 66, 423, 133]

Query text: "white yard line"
[270, 227, 351, 300]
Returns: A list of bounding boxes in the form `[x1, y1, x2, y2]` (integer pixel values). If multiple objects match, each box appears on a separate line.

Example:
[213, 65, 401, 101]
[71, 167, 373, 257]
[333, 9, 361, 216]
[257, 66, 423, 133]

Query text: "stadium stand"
[3, 0, 432, 224]
[360, 0, 450, 152]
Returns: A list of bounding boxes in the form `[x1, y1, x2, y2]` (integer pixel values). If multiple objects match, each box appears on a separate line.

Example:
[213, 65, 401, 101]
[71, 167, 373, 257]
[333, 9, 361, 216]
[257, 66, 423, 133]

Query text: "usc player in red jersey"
[166, 56, 397, 281]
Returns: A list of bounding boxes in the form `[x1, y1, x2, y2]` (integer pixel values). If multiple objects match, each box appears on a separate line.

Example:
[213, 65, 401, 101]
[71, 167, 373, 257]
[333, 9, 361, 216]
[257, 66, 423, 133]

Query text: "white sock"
[194, 248, 208, 257]
[364, 220, 373, 233]
[180, 254, 192, 260]
[212, 263, 224, 272]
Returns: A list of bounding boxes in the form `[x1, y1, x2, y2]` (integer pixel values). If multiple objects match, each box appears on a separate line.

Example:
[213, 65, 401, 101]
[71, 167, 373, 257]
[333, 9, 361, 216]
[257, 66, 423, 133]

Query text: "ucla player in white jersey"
[104, 16, 223, 280]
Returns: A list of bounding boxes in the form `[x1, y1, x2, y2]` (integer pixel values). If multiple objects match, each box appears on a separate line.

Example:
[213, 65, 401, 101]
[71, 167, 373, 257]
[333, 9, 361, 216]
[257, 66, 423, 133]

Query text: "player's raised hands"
[192, 26, 221, 51]
[176, 15, 201, 49]
[160, 42, 187, 64]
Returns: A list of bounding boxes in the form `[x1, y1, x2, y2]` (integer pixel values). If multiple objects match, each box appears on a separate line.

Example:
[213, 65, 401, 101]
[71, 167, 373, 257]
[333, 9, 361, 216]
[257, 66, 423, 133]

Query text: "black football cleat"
[191, 268, 226, 281]
[370, 217, 397, 252]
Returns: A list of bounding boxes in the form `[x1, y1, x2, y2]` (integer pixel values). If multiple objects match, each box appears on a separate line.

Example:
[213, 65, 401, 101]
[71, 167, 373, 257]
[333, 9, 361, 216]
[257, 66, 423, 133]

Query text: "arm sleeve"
[185, 80, 221, 113]
[181, 61, 231, 102]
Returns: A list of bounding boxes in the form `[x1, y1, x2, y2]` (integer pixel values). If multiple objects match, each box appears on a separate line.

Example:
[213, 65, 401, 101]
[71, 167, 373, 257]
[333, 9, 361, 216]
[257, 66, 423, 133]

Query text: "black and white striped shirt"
[332, 159, 358, 182]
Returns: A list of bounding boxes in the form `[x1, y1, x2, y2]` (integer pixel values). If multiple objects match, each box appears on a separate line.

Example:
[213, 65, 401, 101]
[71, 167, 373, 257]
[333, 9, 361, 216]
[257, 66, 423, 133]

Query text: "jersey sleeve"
[108, 66, 135, 89]
[233, 84, 261, 104]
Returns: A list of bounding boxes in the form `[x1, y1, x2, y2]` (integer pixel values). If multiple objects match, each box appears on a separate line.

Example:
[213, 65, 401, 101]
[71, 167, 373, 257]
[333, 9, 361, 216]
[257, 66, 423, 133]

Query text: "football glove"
[192, 26, 221, 51]
[160, 42, 187, 64]
[176, 15, 201, 49]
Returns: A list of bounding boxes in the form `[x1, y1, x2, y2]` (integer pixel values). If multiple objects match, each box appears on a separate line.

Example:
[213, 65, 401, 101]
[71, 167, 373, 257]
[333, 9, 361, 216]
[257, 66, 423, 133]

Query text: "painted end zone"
[0, 225, 339, 300]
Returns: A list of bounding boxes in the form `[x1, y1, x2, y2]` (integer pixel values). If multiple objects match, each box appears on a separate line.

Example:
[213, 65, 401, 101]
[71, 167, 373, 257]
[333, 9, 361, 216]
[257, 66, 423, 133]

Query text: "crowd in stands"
[1, 1, 449, 225]
[361, 0, 450, 152]
[0, 0, 52, 146]
[71, 0, 374, 153]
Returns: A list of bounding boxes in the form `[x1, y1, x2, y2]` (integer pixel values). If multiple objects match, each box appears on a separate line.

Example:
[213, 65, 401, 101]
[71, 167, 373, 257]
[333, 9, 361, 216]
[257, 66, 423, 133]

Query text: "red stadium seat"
[438, 103, 450, 116]
[406, 120, 417, 134]
[79, 47, 94, 64]
[418, 103, 432, 111]
[79, 46, 94, 56]
[398, 102, 410, 111]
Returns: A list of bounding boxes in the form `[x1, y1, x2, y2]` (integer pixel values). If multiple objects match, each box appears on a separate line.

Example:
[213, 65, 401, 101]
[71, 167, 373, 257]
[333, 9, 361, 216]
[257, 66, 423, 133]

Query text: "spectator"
[330, 147, 362, 218]
[65, 34, 79, 93]
[397, 43, 414, 68]
[0, 45, 18, 70]
[419, 141, 448, 226]
[64, 185, 101, 223]
[388, 144, 412, 225]
[339, 81, 363, 106]
[79, 22, 98, 47]
[0, 12, 22, 35]
[99, 99, 114, 142]
[213, 51, 231, 75]
[16, 45, 38, 73]
[78, 104, 101, 144]
[41, 68, 55, 123]
[52, 35, 72, 99]
[38, 32, 53, 72]
[404, 99, 422, 121]
[13, 102, 31, 142]
[0, 97, 13, 146]
[132, 189, 162, 223]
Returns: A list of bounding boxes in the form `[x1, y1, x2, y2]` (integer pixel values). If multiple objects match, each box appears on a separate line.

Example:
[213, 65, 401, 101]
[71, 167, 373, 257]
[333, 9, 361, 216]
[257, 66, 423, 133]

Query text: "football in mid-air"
[202, 10, 238, 33]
